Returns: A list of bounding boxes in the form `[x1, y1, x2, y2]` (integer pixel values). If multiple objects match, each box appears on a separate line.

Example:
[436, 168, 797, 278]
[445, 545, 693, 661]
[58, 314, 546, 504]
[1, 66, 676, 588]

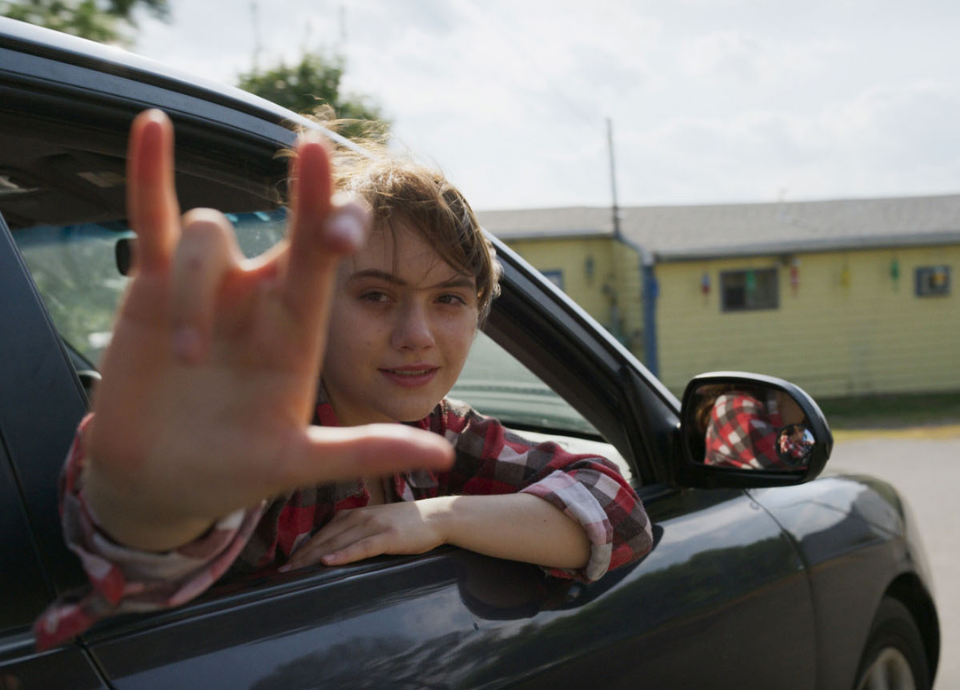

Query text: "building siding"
[504, 237, 621, 330]
[655, 245, 960, 399]
[611, 240, 645, 357]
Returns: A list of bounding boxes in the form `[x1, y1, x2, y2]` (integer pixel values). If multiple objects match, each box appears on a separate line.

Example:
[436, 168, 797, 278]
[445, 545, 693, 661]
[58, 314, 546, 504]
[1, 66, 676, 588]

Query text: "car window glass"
[451, 332, 633, 484]
[12, 210, 287, 367]
[452, 331, 597, 434]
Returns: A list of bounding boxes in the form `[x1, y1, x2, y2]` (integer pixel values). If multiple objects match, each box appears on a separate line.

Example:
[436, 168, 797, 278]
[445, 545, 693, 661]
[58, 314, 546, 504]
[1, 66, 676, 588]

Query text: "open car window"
[14, 214, 634, 487]
[451, 331, 634, 485]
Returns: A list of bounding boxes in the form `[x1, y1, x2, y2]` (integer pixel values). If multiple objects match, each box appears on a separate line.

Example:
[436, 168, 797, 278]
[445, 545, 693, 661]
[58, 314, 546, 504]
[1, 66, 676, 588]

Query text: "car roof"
[0, 17, 301, 127]
[0, 18, 308, 230]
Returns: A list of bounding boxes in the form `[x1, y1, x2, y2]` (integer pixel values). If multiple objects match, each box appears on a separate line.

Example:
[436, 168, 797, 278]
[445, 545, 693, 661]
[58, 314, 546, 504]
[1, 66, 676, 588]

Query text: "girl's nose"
[391, 301, 436, 351]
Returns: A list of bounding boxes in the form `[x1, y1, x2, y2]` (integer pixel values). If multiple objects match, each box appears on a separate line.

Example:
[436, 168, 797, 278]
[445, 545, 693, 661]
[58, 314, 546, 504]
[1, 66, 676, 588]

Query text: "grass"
[817, 391, 960, 431]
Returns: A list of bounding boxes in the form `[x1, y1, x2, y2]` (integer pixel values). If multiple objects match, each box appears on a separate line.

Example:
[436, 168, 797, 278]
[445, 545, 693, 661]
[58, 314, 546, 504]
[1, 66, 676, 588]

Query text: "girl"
[36, 110, 651, 649]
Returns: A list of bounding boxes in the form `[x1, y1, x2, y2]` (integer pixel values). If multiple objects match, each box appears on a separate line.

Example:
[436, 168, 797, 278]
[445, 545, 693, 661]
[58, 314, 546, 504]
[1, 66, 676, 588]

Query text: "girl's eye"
[437, 293, 467, 306]
[360, 291, 390, 304]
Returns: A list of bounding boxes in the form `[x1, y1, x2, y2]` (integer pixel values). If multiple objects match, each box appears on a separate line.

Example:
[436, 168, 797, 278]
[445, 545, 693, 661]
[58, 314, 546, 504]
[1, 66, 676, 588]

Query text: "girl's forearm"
[427, 493, 591, 571]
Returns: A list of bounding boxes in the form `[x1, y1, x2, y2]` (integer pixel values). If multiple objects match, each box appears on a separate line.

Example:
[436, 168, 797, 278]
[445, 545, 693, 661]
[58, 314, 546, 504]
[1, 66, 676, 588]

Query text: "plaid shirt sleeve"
[33, 415, 265, 651]
[423, 398, 653, 583]
[704, 392, 790, 469]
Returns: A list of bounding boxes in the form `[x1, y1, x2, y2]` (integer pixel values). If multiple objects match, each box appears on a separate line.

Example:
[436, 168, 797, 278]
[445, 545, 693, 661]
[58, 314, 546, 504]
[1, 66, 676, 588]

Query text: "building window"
[915, 266, 951, 297]
[541, 270, 564, 290]
[720, 268, 779, 311]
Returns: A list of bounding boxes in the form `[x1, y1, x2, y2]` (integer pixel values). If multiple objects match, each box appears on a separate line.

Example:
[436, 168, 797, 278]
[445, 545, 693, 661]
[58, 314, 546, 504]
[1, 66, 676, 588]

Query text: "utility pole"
[606, 117, 622, 239]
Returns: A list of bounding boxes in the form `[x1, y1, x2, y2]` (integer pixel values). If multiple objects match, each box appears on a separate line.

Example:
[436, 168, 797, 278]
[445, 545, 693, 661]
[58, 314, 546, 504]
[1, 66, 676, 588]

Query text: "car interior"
[0, 114, 284, 232]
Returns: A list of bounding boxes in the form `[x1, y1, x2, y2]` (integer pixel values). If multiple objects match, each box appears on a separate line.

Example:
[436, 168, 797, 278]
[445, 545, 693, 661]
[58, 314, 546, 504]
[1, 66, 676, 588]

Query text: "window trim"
[915, 265, 951, 297]
[719, 268, 780, 312]
[540, 269, 564, 291]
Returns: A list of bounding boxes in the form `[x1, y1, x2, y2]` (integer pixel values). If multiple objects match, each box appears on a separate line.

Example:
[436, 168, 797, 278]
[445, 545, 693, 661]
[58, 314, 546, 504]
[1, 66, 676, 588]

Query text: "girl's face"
[322, 226, 479, 426]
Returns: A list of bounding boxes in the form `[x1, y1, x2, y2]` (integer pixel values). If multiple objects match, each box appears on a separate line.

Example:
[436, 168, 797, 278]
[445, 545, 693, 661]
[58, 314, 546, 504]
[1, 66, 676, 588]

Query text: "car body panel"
[0, 634, 107, 690]
[73, 489, 815, 689]
[751, 476, 940, 689]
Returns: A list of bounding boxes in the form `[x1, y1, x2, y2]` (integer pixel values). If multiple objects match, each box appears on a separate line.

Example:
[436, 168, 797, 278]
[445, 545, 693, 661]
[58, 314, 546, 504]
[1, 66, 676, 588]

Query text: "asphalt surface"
[827, 426, 960, 690]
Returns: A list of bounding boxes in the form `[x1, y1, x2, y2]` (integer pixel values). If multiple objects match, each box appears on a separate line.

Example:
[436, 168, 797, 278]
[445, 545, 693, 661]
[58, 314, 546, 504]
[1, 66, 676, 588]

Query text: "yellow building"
[479, 194, 960, 400]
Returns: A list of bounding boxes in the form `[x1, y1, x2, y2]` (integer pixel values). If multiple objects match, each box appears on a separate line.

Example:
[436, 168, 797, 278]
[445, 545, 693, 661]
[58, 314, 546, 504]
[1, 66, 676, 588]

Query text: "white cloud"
[679, 31, 847, 86]
[132, 1, 960, 209]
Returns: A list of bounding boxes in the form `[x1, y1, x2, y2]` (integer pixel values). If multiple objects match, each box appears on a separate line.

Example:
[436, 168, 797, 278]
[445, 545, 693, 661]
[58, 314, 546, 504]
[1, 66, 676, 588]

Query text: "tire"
[855, 597, 930, 690]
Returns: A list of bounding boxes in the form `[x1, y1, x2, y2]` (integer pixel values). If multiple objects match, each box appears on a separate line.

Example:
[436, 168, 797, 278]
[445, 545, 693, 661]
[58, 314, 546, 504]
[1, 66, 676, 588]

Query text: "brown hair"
[291, 112, 502, 322]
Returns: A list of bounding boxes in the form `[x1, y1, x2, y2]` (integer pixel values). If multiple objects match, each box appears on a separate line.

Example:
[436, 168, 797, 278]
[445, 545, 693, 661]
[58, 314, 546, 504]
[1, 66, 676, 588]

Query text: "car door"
[72, 332, 817, 689]
[452, 490, 816, 688]
[77, 497, 813, 690]
[435, 256, 821, 688]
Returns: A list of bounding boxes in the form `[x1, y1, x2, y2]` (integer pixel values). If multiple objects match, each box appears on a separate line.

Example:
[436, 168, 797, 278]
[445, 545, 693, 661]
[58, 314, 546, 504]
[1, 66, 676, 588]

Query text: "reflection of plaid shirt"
[704, 392, 788, 469]
[35, 395, 652, 650]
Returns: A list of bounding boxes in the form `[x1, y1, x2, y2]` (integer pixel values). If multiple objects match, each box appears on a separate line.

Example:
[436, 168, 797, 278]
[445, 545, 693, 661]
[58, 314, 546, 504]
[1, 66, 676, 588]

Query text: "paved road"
[827, 428, 959, 690]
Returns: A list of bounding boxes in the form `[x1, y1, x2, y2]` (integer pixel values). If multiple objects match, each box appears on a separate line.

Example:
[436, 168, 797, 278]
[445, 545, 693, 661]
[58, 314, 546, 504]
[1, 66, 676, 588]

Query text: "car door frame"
[0, 209, 111, 688]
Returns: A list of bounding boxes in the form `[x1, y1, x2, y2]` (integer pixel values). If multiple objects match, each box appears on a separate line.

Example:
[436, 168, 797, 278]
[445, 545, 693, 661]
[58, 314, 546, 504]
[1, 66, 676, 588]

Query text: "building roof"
[477, 193, 960, 262]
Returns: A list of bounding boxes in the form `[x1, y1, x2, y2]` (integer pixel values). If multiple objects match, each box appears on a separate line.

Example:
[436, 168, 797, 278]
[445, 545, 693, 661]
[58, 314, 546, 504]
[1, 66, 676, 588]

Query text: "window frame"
[719, 268, 780, 312]
[915, 265, 951, 297]
[540, 269, 564, 290]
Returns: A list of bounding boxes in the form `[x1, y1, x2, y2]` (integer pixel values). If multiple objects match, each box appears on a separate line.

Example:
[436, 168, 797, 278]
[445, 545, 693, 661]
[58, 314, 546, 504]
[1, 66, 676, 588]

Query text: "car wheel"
[855, 598, 930, 690]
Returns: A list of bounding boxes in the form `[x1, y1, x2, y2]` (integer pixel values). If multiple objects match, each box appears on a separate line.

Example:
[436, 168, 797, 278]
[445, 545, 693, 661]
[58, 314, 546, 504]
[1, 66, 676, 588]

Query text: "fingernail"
[327, 207, 368, 249]
[278, 564, 290, 573]
[298, 130, 325, 145]
[173, 326, 203, 363]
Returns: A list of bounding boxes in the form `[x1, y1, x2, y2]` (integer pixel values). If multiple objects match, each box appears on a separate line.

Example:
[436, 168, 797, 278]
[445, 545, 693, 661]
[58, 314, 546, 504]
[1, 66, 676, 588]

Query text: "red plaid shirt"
[34, 394, 652, 650]
[704, 391, 793, 469]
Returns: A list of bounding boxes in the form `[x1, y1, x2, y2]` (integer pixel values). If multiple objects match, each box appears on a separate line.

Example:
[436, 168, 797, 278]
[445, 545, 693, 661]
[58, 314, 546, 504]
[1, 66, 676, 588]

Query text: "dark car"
[0, 17, 939, 690]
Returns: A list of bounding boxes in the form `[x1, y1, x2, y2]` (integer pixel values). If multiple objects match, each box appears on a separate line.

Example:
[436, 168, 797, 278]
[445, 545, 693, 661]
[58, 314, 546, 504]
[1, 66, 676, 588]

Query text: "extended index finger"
[127, 110, 181, 275]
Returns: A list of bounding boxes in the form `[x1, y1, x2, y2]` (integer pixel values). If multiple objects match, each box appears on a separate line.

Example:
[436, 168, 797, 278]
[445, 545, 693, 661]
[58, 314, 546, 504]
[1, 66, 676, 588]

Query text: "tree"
[237, 51, 389, 140]
[0, 0, 169, 44]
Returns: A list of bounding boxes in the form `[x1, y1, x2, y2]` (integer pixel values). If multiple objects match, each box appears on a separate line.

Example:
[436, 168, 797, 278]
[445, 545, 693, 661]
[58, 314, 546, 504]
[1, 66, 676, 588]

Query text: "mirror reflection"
[692, 384, 815, 470]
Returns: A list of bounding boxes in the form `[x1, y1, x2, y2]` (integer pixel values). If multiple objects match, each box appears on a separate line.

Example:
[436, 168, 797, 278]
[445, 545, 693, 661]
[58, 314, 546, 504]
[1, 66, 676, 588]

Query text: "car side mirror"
[116, 235, 135, 276]
[676, 372, 833, 489]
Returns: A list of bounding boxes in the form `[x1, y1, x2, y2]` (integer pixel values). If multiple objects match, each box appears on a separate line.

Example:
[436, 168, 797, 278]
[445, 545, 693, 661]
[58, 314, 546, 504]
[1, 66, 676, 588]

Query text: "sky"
[131, 0, 960, 212]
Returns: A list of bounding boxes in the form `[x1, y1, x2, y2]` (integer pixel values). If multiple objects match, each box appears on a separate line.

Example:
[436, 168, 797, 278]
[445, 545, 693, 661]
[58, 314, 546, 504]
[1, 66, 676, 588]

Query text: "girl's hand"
[82, 110, 453, 552]
[282, 499, 452, 569]
[281, 492, 592, 573]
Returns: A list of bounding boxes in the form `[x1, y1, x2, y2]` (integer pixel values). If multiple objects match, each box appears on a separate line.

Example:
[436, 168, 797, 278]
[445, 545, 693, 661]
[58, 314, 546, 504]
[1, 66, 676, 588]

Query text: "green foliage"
[237, 51, 389, 140]
[0, 0, 169, 44]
